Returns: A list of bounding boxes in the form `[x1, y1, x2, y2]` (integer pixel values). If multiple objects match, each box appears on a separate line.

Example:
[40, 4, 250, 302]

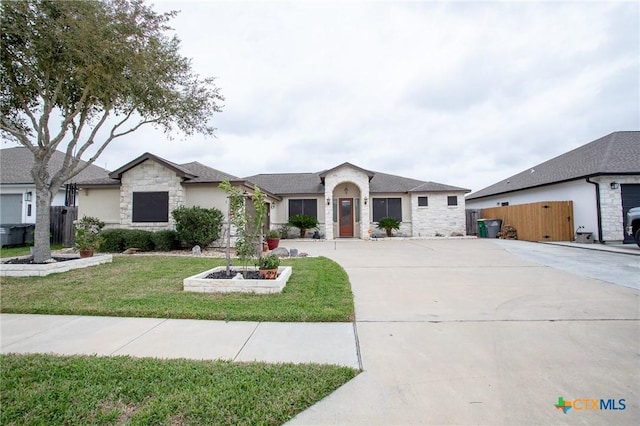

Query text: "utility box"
[575, 232, 594, 244]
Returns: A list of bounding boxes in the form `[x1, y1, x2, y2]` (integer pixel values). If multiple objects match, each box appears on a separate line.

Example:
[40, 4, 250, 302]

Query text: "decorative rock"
[122, 248, 140, 254]
[271, 247, 290, 258]
[298, 252, 308, 257]
[289, 248, 298, 257]
[233, 273, 244, 280]
[192, 245, 201, 256]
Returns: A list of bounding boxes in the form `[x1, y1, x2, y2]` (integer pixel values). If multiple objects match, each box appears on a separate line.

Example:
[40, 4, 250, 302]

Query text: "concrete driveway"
[287, 239, 639, 425]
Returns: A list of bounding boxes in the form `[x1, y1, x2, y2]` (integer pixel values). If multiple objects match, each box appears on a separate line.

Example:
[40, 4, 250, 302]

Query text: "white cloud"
[5, 0, 639, 192]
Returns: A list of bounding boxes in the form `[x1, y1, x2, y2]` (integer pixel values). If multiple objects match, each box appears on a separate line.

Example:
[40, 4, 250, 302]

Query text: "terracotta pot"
[79, 249, 94, 258]
[262, 242, 268, 252]
[266, 237, 280, 250]
[258, 268, 278, 280]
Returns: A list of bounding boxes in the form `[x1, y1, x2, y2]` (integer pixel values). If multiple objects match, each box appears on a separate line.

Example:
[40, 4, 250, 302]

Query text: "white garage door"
[0, 194, 22, 223]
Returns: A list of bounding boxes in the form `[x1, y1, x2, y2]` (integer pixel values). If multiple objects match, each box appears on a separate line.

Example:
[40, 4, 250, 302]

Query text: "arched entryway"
[332, 182, 361, 238]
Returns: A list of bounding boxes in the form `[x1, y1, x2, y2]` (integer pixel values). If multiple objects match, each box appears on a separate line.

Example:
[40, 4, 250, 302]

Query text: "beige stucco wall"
[184, 185, 229, 210]
[369, 192, 413, 236]
[77, 188, 120, 227]
[269, 195, 327, 237]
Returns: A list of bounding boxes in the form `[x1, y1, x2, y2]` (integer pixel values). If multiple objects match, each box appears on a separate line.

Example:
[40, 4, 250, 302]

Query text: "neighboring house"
[76, 153, 470, 239]
[465, 131, 640, 243]
[0, 147, 110, 224]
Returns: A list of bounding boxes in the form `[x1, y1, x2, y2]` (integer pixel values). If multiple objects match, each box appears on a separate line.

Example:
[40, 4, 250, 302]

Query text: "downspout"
[586, 177, 604, 243]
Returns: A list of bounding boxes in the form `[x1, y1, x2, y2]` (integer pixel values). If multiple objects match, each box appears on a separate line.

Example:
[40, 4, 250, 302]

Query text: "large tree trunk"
[33, 187, 53, 263]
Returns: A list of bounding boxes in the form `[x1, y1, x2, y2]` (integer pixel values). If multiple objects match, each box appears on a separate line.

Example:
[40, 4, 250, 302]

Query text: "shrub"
[99, 229, 128, 252]
[266, 230, 280, 239]
[100, 229, 171, 252]
[376, 217, 401, 237]
[258, 253, 280, 269]
[123, 229, 155, 251]
[152, 230, 179, 251]
[278, 224, 291, 239]
[73, 216, 105, 250]
[288, 214, 319, 238]
[172, 206, 224, 247]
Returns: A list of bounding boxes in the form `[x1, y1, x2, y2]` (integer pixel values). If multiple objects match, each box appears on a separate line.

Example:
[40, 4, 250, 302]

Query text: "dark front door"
[339, 198, 354, 237]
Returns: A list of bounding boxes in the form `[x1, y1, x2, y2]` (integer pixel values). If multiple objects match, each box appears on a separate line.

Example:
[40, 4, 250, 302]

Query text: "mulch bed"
[2, 256, 78, 265]
[206, 270, 269, 280]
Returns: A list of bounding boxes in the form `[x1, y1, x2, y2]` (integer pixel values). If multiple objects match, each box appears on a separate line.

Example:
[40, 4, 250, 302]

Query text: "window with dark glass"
[132, 191, 169, 222]
[418, 196, 428, 207]
[288, 199, 317, 219]
[372, 197, 402, 222]
[447, 196, 458, 206]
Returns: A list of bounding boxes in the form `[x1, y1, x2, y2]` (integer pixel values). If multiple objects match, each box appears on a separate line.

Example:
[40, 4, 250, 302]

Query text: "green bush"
[172, 206, 224, 247]
[288, 214, 319, 238]
[123, 229, 155, 251]
[100, 229, 174, 252]
[376, 217, 401, 237]
[99, 229, 128, 252]
[152, 230, 179, 251]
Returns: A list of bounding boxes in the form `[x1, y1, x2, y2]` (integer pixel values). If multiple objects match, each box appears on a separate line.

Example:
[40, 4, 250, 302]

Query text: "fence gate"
[50, 206, 77, 246]
[480, 201, 574, 241]
[465, 209, 482, 236]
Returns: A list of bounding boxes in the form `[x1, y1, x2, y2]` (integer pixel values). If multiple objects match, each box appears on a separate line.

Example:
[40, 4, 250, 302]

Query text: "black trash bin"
[0, 224, 31, 247]
[485, 219, 503, 238]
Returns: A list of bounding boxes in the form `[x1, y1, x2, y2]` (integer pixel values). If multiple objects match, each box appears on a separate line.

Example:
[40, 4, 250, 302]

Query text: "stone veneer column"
[596, 175, 640, 242]
[323, 166, 370, 240]
[119, 160, 185, 230]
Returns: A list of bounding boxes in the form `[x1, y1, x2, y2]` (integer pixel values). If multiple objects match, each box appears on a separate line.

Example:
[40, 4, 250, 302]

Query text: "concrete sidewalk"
[0, 314, 361, 368]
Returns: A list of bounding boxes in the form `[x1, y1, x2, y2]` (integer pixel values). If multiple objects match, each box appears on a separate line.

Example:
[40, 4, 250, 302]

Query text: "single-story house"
[76, 152, 470, 239]
[0, 147, 110, 224]
[465, 131, 640, 243]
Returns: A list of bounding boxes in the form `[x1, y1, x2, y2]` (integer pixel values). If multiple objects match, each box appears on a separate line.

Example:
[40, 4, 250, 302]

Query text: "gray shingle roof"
[244, 173, 325, 194]
[245, 169, 469, 195]
[78, 157, 240, 186]
[0, 147, 110, 185]
[179, 161, 239, 183]
[467, 131, 640, 200]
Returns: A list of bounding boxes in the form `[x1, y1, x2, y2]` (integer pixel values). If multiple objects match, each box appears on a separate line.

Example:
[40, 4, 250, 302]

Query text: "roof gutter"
[586, 177, 603, 243]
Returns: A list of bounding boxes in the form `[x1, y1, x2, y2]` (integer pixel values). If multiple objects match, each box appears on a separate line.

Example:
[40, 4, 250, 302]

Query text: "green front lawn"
[1, 353, 359, 425]
[0, 256, 354, 322]
[0, 244, 64, 258]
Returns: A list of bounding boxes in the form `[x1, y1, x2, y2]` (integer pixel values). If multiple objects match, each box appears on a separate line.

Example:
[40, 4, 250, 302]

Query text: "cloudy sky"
[16, 1, 640, 193]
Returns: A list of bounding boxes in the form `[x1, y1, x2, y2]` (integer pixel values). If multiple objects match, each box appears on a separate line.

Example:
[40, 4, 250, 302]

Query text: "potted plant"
[376, 217, 401, 237]
[258, 253, 280, 279]
[288, 214, 319, 238]
[74, 216, 105, 257]
[266, 229, 280, 250]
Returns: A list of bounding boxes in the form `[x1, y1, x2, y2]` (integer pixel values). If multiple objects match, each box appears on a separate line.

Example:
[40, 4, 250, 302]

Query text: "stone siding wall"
[411, 192, 467, 237]
[323, 166, 370, 239]
[119, 159, 184, 231]
[594, 175, 640, 242]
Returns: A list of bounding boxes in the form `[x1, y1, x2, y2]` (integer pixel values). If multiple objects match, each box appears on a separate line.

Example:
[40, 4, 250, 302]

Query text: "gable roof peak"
[108, 152, 197, 180]
[318, 162, 376, 182]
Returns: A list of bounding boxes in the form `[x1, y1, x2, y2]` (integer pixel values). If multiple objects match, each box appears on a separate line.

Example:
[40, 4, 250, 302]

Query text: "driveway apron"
[287, 239, 639, 425]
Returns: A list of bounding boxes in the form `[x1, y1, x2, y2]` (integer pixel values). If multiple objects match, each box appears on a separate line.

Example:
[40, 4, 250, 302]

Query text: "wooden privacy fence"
[481, 201, 574, 242]
[50, 206, 77, 246]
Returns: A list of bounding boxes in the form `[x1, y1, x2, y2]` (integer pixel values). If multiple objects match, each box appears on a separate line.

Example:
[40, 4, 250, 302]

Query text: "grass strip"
[0, 256, 354, 322]
[1, 353, 359, 425]
[0, 244, 63, 258]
